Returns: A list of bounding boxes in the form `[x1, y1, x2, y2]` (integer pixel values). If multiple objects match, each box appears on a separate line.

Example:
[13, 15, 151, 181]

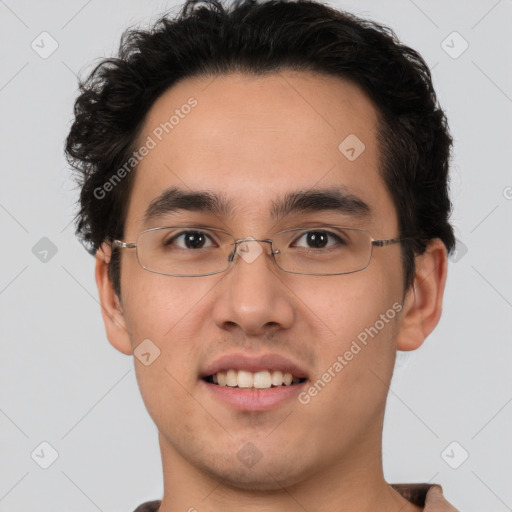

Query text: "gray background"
[0, 0, 511, 510]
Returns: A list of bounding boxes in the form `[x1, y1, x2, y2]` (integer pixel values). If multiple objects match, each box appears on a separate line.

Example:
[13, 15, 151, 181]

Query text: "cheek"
[120, 269, 208, 391]
[122, 274, 216, 438]
[292, 268, 402, 403]
[294, 289, 401, 447]
[294, 265, 402, 346]
[120, 263, 210, 341]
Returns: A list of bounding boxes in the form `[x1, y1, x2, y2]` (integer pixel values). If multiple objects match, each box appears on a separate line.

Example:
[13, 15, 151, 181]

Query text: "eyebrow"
[142, 186, 371, 226]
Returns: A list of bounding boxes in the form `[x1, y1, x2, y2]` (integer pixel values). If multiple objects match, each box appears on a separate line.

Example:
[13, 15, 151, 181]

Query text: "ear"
[95, 242, 133, 355]
[396, 238, 448, 351]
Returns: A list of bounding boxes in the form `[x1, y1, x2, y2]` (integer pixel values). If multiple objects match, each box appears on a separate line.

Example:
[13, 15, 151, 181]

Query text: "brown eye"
[164, 231, 214, 249]
[292, 230, 344, 249]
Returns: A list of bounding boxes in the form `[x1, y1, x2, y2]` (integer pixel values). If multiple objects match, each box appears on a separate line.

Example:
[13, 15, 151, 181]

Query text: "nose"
[211, 238, 294, 336]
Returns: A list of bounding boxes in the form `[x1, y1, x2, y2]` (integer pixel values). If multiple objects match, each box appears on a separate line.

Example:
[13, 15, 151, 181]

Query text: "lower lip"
[201, 379, 308, 412]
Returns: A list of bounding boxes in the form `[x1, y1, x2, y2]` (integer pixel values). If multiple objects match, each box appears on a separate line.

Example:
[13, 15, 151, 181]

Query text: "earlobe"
[95, 242, 133, 355]
[396, 239, 448, 352]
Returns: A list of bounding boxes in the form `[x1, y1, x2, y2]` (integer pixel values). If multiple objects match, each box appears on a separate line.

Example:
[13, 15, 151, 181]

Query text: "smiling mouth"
[203, 369, 307, 390]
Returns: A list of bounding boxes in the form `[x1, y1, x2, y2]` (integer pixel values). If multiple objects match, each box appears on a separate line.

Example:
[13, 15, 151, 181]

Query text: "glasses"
[112, 225, 406, 277]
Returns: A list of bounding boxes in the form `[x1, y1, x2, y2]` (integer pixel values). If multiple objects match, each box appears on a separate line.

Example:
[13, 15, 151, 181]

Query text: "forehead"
[124, 71, 396, 234]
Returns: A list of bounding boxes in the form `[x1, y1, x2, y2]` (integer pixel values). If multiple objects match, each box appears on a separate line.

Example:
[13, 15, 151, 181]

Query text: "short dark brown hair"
[65, 0, 455, 297]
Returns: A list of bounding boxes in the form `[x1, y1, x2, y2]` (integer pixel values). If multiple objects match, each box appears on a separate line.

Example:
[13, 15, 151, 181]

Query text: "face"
[105, 71, 409, 489]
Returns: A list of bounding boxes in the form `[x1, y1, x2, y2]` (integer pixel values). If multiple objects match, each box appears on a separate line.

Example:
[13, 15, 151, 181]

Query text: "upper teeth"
[212, 370, 302, 389]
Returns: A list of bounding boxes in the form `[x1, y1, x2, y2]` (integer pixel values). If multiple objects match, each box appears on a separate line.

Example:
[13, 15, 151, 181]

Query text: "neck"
[155, 421, 422, 512]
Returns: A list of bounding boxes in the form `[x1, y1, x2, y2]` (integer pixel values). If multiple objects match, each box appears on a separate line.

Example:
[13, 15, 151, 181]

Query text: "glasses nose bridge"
[228, 236, 277, 264]
[233, 236, 273, 245]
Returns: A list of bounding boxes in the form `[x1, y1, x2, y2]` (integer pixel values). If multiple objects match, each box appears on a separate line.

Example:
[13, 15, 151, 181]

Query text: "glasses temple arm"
[112, 240, 137, 249]
[372, 237, 408, 248]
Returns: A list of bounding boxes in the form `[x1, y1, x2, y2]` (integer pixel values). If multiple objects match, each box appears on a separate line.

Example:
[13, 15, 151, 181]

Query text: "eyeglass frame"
[111, 225, 410, 277]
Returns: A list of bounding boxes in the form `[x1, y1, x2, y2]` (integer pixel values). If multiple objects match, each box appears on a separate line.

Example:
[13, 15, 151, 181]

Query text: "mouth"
[199, 353, 310, 411]
[203, 369, 307, 390]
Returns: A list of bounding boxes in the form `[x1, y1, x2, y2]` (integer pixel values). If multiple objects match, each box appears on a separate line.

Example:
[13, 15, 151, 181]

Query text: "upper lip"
[200, 353, 309, 380]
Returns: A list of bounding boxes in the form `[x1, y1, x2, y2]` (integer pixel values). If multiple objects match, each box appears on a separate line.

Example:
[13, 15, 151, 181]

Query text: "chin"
[199, 455, 309, 492]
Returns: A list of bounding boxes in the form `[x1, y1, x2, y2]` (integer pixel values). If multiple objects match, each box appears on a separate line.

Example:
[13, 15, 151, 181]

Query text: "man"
[66, 0, 460, 510]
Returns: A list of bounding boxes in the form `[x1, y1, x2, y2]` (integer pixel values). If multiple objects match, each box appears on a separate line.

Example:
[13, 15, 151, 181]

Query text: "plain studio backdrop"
[0, 1, 511, 511]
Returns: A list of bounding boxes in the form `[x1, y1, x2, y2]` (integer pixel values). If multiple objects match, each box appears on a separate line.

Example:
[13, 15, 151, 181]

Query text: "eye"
[292, 229, 345, 249]
[164, 230, 215, 250]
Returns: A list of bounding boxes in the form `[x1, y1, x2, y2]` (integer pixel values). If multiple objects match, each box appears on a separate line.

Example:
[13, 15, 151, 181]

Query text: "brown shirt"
[133, 483, 460, 511]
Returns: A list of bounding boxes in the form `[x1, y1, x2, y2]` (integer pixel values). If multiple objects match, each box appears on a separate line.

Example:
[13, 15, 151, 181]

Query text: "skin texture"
[95, 71, 447, 511]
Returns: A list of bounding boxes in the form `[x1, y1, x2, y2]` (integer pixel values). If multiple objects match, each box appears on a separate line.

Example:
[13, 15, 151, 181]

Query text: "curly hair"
[65, 0, 455, 298]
